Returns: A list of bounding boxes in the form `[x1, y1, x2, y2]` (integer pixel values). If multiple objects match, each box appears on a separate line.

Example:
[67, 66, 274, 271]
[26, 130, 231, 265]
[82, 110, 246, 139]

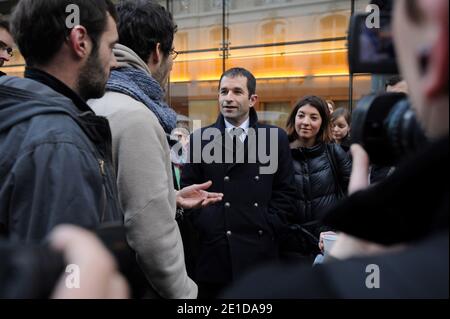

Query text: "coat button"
[258, 230, 264, 236]
[224, 176, 230, 182]
[254, 176, 260, 181]
[254, 202, 259, 208]
[225, 202, 231, 208]
[226, 231, 232, 237]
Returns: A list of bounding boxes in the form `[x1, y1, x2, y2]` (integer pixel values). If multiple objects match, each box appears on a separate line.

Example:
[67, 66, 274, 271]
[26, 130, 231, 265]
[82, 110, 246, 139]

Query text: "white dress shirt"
[224, 117, 250, 143]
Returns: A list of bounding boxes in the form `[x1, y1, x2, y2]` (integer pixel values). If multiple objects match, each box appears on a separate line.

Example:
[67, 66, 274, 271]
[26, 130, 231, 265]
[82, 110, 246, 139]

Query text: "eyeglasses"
[0, 41, 13, 58]
[170, 49, 179, 60]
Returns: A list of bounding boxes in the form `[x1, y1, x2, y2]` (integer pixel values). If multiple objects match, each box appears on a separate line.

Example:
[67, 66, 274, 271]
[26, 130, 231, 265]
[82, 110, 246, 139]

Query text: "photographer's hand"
[328, 145, 386, 260]
[49, 225, 129, 299]
[348, 144, 370, 195]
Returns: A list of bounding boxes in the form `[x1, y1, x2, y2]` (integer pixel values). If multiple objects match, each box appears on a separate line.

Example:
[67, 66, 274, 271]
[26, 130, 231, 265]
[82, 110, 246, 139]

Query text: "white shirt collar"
[224, 117, 250, 134]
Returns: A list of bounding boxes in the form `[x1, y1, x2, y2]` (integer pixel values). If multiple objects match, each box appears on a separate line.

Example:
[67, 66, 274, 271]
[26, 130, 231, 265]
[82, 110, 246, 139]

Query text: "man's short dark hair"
[219, 68, 257, 97]
[116, 0, 177, 63]
[385, 75, 404, 89]
[10, 0, 117, 67]
[0, 17, 9, 32]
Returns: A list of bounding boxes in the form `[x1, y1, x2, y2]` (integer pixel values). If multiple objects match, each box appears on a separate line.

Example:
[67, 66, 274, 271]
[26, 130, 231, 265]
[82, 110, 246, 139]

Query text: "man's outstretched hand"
[177, 181, 224, 210]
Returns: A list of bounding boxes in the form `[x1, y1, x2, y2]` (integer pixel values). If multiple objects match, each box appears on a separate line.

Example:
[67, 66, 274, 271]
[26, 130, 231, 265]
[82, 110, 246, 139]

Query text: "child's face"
[332, 116, 350, 142]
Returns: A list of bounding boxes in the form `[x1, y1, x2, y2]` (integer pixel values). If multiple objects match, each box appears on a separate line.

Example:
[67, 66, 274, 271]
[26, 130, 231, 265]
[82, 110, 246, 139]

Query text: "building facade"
[160, 0, 373, 128]
[1, 0, 374, 128]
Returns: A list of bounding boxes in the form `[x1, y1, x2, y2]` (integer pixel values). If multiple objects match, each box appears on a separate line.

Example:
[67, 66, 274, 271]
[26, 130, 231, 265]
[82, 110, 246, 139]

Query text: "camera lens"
[385, 99, 426, 162]
[351, 93, 427, 166]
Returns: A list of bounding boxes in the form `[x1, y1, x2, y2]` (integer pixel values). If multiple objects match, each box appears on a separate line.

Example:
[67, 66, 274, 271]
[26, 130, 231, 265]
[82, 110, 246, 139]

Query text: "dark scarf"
[106, 67, 177, 134]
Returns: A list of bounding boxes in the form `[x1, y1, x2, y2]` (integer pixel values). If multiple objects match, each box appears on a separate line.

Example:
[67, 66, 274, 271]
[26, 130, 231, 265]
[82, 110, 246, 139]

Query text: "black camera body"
[348, 12, 427, 165]
[348, 13, 398, 75]
[351, 93, 427, 166]
[0, 241, 65, 299]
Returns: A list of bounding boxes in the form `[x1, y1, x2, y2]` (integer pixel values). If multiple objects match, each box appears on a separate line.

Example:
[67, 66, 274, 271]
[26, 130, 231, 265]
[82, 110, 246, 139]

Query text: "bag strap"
[290, 223, 320, 243]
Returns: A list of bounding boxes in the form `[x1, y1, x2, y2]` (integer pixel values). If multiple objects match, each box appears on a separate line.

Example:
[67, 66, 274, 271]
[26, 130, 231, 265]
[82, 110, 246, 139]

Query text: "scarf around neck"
[106, 67, 177, 134]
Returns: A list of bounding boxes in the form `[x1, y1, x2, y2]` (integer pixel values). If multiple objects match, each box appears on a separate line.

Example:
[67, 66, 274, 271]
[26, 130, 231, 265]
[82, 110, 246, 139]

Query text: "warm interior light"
[171, 72, 350, 84]
[1, 47, 350, 84]
[173, 48, 348, 63]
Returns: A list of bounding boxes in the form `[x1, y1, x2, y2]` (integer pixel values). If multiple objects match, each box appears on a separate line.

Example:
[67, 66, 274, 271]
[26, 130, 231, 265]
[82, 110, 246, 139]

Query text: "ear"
[67, 26, 91, 59]
[249, 94, 258, 108]
[420, 0, 449, 98]
[150, 42, 163, 66]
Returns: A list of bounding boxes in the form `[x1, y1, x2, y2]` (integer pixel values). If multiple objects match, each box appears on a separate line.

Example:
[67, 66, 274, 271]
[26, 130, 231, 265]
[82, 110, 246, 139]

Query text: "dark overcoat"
[181, 108, 298, 284]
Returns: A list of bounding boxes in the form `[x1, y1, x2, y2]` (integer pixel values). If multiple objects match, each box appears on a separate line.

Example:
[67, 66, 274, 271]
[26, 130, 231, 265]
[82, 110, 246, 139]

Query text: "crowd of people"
[0, 0, 447, 299]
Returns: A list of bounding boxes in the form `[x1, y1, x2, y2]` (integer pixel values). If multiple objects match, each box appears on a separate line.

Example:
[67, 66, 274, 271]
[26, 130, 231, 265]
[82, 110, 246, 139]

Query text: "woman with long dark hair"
[285, 96, 352, 259]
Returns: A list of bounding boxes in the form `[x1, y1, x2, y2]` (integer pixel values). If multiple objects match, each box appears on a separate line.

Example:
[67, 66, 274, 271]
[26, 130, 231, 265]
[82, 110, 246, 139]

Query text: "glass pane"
[226, 40, 348, 79]
[352, 74, 372, 107]
[173, 0, 224, 52]
[259, 102, 291, 129]
[229, 0, 352, 48]
[171, 80, 220, 127]
[171, 50, 223, 82]
[170, 74, 370, 129]
[354, 0, 372, 12]
[170, 0, 373, 126]
[188, 100, 219, 128]
[171, 38, 349, 85]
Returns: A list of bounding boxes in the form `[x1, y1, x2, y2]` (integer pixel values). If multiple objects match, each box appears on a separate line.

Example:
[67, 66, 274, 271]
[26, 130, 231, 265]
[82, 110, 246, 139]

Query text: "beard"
[77, 48, 109, 101]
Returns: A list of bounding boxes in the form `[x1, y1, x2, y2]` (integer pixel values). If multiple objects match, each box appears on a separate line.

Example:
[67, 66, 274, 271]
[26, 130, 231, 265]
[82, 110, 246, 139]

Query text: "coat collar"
[213, 107, 259, 133]
[23, 67, 112, 159]
[113, 43, 152, 75]
[24, 67, 93, 114]
[291, 142, 326, 159]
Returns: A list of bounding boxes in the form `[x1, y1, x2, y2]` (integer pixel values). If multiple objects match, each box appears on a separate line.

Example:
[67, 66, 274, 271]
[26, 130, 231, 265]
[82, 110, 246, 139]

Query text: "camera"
[348, 12, 398, 74]
[348, 10, 427, 165]
[351, 93, 427, 166]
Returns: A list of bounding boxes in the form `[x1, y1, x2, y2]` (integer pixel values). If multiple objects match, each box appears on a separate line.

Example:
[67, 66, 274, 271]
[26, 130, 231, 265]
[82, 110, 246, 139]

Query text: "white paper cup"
[323, 234, 338, 255]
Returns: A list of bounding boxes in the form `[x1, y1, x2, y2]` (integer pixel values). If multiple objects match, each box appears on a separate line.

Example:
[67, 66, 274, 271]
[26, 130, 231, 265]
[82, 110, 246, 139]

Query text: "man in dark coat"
[181, 68, 297, 298]
[223, 0, 449, 299]
[0, 0, 123, 242]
